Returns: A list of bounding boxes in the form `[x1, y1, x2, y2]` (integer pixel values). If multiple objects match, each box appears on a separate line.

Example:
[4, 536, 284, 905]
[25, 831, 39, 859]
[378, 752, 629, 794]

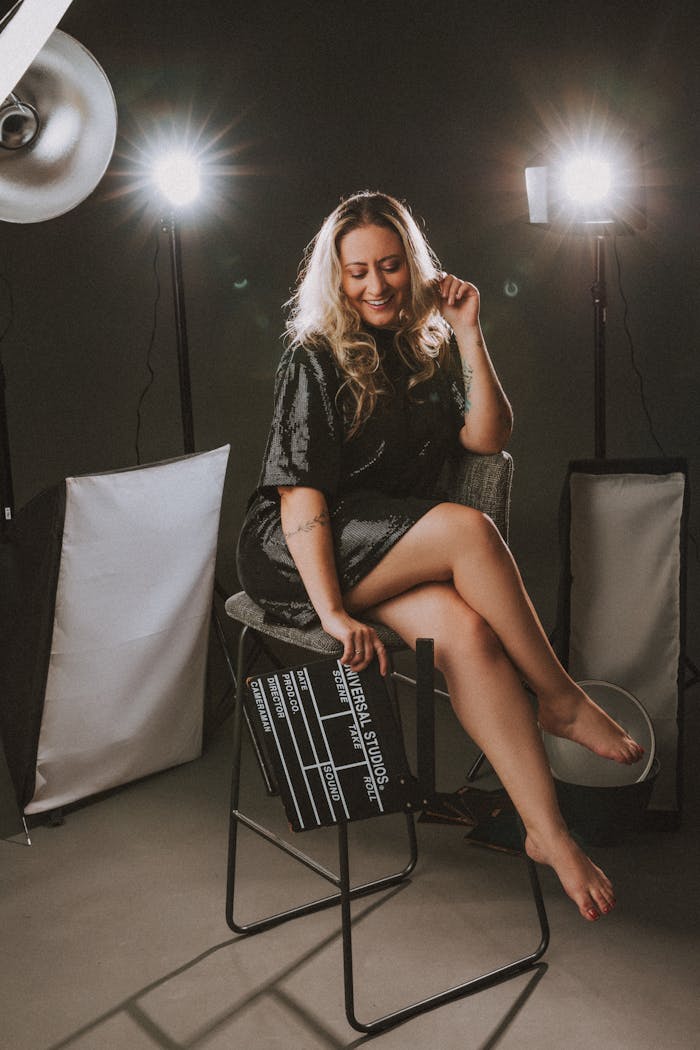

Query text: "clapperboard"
[245, 657, 413, 831]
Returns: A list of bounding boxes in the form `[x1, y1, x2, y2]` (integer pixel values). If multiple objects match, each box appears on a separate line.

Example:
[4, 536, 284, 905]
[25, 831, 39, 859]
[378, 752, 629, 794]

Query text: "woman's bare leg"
[345, 503, 643, 764]
[366, 581, 615, 921]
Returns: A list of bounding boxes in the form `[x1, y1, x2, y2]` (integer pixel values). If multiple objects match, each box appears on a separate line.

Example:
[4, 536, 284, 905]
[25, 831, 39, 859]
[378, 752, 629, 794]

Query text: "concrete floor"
[2, 689, 699, 1050]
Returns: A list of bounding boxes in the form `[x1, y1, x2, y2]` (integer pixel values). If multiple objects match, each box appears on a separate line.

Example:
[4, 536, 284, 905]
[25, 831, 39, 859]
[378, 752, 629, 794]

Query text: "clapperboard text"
[247, 658, 409, 831]
[334, 665, 390, 787]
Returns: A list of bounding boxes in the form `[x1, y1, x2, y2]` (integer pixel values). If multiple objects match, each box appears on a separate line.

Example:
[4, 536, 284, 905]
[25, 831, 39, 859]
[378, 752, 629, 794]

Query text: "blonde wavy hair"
[285, 191, 452, 437]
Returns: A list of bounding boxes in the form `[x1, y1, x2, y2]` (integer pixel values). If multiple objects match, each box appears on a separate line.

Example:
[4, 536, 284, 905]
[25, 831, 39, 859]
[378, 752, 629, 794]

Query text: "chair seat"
[225, 591, 407, 654]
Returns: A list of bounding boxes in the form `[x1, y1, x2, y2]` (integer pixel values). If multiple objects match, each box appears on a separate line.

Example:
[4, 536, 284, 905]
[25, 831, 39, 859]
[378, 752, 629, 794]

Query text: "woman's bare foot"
[526, 828, 616, 921]
[537, 684, 644, 765]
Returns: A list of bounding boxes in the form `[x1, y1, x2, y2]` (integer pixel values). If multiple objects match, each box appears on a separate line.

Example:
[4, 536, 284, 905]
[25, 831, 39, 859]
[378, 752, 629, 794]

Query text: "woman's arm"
[278, 485, 388, 674]
[438, 275, 513, 454]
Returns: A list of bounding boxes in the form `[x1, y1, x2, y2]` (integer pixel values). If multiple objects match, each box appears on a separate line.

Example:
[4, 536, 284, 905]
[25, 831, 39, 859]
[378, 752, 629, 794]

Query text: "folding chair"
[224, 450, 550, 1034]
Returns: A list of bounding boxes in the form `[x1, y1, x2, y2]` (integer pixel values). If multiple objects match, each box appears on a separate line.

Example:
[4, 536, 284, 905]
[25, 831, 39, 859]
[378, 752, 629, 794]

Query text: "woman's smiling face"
[339, 223, 411, 328]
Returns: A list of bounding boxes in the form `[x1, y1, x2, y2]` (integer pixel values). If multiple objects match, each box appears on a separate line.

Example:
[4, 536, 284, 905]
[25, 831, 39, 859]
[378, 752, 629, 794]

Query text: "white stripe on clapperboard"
[300, 696, 369, 771]
[279, 672, 327, 826]
[334, 662, 385, 815]
[289, 671, 349, 825]
[301, 668, 352, 821]
[256, 680, 305, 829]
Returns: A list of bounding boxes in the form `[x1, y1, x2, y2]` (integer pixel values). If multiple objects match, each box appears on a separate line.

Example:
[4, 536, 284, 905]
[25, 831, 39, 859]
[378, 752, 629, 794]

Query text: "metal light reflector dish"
[0, 29, 117, 223]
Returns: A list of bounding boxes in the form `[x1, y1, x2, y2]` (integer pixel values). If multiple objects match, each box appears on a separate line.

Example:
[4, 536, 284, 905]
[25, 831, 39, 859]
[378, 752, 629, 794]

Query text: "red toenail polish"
[588, 909, 599, 920]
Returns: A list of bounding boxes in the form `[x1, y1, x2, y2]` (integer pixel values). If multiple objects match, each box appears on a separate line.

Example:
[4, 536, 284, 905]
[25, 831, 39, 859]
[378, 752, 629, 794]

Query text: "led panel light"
[525, 139, 646, 232]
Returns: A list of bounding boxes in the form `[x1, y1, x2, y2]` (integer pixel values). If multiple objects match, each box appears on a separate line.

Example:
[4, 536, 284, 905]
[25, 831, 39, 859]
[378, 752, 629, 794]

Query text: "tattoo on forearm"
[284, 509, 331, 540]
[462, 360, 474, 413]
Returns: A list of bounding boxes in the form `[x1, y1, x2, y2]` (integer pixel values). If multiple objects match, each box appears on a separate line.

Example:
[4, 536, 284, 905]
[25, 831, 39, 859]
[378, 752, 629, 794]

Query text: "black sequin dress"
[236, 328, 466, 626]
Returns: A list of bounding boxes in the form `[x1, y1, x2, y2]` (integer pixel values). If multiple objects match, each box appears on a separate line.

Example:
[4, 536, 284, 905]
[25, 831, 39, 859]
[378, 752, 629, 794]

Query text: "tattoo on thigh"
[284, 509, 331, 539]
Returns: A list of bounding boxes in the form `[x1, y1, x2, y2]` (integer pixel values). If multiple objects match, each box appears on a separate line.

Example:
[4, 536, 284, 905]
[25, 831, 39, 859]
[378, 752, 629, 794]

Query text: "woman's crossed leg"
[346, 503, 643, 765]
[342, 503, 643, 919]
[358, 578, 615, 920]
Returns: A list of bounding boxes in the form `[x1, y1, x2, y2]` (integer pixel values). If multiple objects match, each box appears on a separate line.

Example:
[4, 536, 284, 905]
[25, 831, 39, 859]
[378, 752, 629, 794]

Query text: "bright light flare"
[562, 155, 612, 205]
[107, 107, 266, 234]
[152, 150, 201, 207]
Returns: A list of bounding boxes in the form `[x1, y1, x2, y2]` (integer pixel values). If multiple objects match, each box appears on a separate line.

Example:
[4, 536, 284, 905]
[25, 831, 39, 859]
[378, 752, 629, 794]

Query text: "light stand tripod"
[161, 210, 272, 782]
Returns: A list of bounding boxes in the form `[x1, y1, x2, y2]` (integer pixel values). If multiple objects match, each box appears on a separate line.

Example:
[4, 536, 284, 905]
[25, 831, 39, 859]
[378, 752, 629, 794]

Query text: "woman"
[237, 190, 643, 922]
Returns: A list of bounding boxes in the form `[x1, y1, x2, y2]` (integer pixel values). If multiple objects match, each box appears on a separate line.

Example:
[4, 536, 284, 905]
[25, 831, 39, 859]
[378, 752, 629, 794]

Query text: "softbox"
[555, 458, 689, 824]
[0, 446, 230, 814]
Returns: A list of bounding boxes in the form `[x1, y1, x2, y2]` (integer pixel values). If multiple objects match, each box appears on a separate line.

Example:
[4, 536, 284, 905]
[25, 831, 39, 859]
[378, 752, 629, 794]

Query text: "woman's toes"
[594, 889, 615, 915]
[590, 868, 615, 913]
[583, 886, 615, 919]
[527, 830, 618, 923]
[623, 737, 644, 762]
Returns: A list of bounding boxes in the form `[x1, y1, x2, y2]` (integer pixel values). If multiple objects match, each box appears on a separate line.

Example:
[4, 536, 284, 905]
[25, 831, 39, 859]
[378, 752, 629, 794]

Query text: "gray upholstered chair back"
[435, 449, 512, 542]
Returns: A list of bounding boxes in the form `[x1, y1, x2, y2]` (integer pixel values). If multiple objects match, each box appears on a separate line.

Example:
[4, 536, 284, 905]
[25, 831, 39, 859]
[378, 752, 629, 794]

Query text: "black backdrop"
[1, 0, 698, 656]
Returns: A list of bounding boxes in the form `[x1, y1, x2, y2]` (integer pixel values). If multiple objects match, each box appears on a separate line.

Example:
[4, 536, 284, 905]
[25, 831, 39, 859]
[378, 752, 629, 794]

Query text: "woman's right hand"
[320, 609, 389, 677]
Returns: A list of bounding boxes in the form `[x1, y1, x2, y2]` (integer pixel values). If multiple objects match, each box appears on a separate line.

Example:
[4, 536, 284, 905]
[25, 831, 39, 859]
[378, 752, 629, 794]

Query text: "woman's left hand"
[437, 274, 480, 332]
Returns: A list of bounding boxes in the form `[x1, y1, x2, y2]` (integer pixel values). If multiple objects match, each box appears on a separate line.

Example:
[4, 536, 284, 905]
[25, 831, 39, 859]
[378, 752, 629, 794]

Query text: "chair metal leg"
[466, 750, 488, 781]
[338, 816, 550, 1035]
[227, 806, 418, 937]
[415, 639, 436, 801]
[342, 644, 548, 1032]
[225, 626, 418, 936]
[214, 616, 277, 795]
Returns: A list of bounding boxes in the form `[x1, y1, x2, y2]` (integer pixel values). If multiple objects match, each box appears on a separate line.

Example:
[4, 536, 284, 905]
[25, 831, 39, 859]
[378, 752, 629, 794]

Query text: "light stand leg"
[592, 234, 607, 459]
[166, 213, 196, 455]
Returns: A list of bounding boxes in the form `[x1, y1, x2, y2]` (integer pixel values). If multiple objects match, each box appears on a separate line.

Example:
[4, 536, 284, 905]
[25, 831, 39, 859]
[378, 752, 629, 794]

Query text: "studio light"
[562, 154, 612, 206]
[524, 129, 646, 458]
[526, 152, 618, 226]
[153, 150, 201, 208]
[0, 3, 116, 537]
[119, 117, 241, 458]
[525, 140, 644, 231]
[0, 26, 117, 224]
